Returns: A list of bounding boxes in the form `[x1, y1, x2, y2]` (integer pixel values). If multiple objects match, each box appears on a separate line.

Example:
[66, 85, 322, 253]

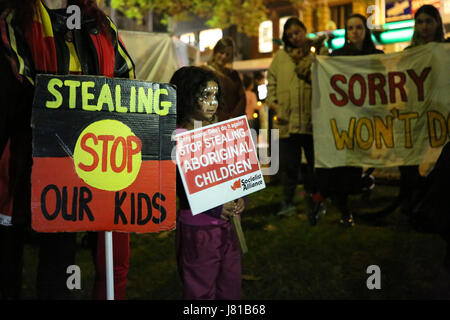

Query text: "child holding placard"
[171, 66, 245, 300]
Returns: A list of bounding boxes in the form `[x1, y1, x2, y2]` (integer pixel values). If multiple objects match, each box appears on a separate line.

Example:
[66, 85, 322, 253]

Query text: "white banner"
[311, 42, 450, 168]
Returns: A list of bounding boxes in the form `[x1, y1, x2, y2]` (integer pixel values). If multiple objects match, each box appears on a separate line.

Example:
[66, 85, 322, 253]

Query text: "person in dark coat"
[0, 0, 135, 299]
[205, 37, 246, 122]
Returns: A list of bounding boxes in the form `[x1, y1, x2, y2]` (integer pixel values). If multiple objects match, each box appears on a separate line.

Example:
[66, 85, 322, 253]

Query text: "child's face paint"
[197, 80, 219, 120]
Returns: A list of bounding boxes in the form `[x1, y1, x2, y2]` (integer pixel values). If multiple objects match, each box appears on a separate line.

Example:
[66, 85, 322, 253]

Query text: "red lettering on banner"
[330, 74, 348, 106]
[348, 74, 366, 107]
[388, 72, 407, 103]
[407, 67, 431, 101]
[328, 67, 431, 107]
[368, 73, 387, 105]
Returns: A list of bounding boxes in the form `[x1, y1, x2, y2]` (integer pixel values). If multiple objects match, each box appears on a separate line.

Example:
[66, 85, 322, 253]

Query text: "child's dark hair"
[170, 66, 223, 126]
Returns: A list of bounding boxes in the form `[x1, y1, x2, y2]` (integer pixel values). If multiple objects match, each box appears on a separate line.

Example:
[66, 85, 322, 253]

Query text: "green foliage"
[110, 0, 268, 36]
[109, 0, 312, 36]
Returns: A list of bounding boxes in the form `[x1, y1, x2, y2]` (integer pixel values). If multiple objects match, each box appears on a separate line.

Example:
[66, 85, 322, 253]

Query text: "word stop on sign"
[73, 119, 142, 191]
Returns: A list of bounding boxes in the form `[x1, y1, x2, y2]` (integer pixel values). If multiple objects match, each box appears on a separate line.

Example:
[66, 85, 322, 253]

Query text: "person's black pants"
[279, 134, 316, 204]
[0, 225, 25, 299]
[398, 165, 423, 215]
[36, 232, 77, 300]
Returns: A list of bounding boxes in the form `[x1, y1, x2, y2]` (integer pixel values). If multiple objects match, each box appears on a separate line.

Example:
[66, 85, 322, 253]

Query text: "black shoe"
[340, 213, 355, 227]
[307, 210, 317, 226]
[307, 202, 326, 226]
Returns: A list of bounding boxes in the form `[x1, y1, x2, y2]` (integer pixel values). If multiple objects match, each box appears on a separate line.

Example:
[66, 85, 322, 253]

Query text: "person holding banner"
[171, 66, 245, 300]
[266, 17, 325, 221]
[404, 4, 450, 273]
[408, 142, 450, 272]
[314, 13, 383, 227]
[398, 4, 446, 219]
[206, 37, 246, 122]
[409, 4, 445, 47]
[0, 0, 134, 299]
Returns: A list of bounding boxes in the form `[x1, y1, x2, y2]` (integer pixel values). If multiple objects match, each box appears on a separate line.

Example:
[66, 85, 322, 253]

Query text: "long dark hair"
[411, 5, 445, 46]
[170, 66, 223, 126]
[282, 17, 306, 49]
[1, 0, 109, 33]
[341, 13, 378, 54]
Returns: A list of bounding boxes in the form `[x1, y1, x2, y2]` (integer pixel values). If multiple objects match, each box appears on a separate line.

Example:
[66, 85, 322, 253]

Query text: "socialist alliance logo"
[230, 179, 241, 191]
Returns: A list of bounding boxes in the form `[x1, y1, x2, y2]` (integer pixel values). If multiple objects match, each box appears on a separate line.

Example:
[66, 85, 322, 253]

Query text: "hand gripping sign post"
[31, 74, 176, 300]
[175, 115, 266, 253]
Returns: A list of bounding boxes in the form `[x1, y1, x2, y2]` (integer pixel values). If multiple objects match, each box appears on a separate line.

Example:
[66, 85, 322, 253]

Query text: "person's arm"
[229, 70, 247, 119]
[107, 18, 136, 79]
[266, 54, 279, 109]
[0, 50, 16, 158]
[220, 198, 245, 220]
[251, 92, 261, 110]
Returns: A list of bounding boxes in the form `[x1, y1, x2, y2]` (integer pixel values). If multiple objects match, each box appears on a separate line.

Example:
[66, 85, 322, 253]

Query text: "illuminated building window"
[259, 20, 273, 53]
[199, 28, 223, 52]
[330, 3, 353, 29]
[180, 33, 196, 46]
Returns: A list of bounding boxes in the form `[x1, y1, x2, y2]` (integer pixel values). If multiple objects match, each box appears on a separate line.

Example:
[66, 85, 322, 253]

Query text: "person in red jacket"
[0, 0, 134, 299]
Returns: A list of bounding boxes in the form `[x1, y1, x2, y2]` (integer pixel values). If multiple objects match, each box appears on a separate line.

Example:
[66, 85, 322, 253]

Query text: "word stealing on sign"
[46, 78, 172, 115]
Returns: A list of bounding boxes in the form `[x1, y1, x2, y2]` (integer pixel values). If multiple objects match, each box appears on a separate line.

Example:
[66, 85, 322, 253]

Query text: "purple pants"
[176, 221, 242, 300]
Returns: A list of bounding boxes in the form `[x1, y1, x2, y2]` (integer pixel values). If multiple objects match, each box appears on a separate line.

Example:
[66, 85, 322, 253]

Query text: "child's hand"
[221, 201, 236, 220]
[220, 199, 245, 220]
[234, 198, 245, 215]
